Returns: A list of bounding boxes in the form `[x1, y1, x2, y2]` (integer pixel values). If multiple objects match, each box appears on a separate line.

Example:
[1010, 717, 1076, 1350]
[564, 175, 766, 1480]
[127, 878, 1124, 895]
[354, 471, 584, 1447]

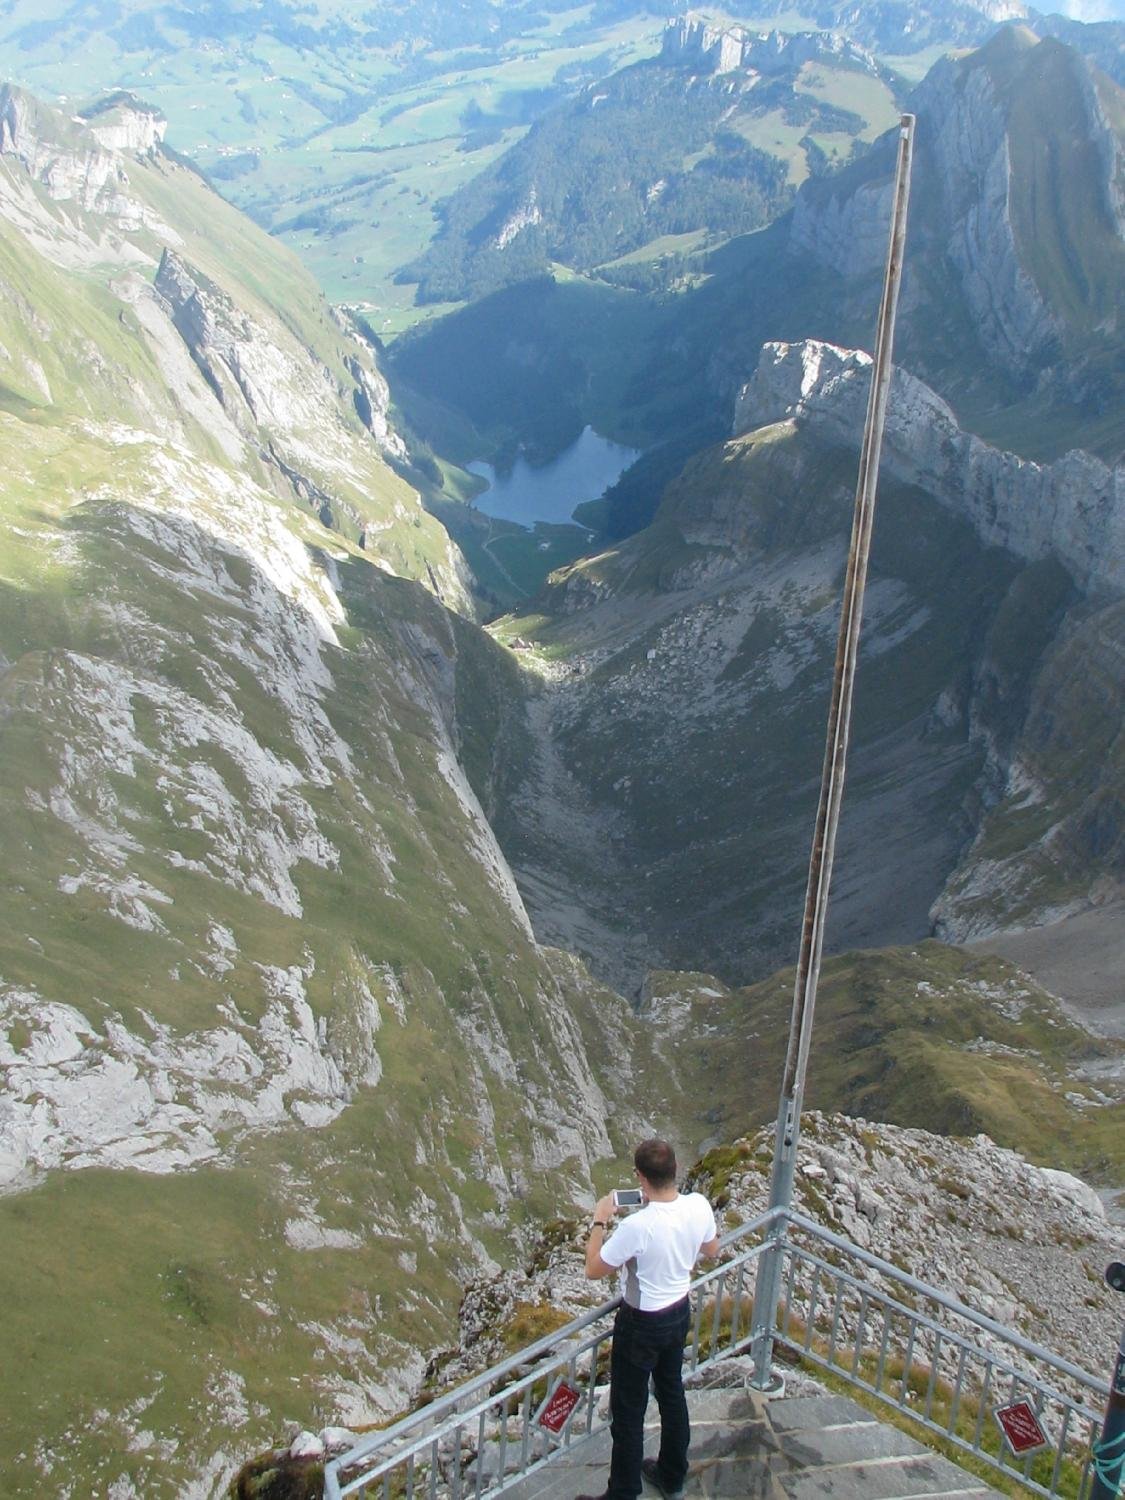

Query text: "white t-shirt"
[600, 1192, 718, 1311]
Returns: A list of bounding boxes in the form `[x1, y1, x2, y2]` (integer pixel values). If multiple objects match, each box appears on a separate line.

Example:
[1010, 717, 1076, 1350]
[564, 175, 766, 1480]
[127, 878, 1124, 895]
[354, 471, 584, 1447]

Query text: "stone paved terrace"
[502, 1381, 1005, 1499]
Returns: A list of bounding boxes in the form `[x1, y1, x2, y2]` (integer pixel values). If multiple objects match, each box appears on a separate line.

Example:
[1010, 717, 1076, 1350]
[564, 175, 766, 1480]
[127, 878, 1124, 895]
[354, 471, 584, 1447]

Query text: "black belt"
[617, 1295, 690, 1321]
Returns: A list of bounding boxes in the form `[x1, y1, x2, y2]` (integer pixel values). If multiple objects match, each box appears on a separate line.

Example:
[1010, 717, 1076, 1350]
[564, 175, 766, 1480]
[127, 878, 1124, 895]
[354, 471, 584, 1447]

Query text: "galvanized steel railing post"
[1089, 1264, 1125, 1500]
[750, 113, 915, 1391]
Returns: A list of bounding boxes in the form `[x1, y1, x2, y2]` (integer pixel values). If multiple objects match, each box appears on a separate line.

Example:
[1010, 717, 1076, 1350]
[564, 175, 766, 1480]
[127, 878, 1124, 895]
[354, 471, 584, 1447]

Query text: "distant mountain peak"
[785, 28, 1124, 438]
[661, 13, 879, 76]
[78, 89, 166, 154]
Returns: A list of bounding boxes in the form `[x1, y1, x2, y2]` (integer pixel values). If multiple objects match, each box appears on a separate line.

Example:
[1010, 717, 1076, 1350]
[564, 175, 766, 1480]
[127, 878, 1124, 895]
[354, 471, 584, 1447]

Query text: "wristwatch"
[591, 1220, 608, 1230]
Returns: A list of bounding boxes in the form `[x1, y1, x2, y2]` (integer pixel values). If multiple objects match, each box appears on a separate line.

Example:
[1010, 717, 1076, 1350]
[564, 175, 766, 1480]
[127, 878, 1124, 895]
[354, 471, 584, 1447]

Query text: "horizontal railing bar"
[783, 1243, 1101, 1419]
[693, 1239, 770, 1301]
[783, 1211, 1109, 1398]
[331, 1207, 783, 1483]
[330, 1202, 1107, 1498]
[784, 1340, 1069, 1500]
[334, 1304, 612, 1472]
[721, 1205, 786, 1249]
[340, 1254, 778, 1486]
[341, 1345, 612, 1488]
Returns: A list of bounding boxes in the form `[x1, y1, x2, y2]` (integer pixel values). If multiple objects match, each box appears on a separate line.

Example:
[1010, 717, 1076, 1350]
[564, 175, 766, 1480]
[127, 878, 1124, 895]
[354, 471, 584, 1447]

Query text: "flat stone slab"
[767, 1394, 875, 1431]
[496, 1386, 1002, 1500]
[779, 1420, 924, 1467]
[695, 1454, 787, 1497]
[683, 1389, 767, 1425]
[781, 1451, 1002, 1499]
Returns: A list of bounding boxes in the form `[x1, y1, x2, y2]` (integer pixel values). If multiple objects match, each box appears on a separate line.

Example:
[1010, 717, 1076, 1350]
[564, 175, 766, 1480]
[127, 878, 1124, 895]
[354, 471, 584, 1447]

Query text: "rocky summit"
[425, 1113, 1122, 1398]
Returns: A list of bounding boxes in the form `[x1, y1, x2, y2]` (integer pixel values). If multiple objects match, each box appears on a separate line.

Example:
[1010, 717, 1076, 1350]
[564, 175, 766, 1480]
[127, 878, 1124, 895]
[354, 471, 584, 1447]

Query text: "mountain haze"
[485, 339, 1118, 987]
[399, 21, 900, 304]
[393, 27, 1125, 993]
[0, 10, 1123, 1497]
[2, 1, 1098, 323]
[397, 25, 1125, 471]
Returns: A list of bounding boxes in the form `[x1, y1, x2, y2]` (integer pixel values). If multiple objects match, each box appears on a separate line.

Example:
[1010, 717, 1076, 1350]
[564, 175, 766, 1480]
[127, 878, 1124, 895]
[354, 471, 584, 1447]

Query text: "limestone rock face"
[0, 86, 453, 597]
[0, 87, 676, 1492]
[0, 82, 148, 223]
[154, 250, 409, 467]
[788, 31, 1124, 391]
[932, 596, 1125, 940]
[337, 314, 406, 459]
[735, 339, 1125, 597]
[661, 14, 746, 73]
[83, 96, 168, 155]
[663, 3, 1027, 69]
[789, 168, 896, 282]
[661, 15, 878, 79]
[912, 49, 1058, 376]
[790, 55, 1057, 382]
[690, 1114, 1120, 1383]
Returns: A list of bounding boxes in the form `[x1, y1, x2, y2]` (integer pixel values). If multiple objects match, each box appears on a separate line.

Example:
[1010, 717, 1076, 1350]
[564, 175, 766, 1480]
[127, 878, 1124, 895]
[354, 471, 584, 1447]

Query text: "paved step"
[500, 1382, 1002, 1500]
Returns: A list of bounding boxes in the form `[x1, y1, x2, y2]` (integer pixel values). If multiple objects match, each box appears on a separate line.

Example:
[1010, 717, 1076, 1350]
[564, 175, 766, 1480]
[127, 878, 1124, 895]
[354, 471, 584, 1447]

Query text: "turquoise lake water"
[467, 426, 640, 527]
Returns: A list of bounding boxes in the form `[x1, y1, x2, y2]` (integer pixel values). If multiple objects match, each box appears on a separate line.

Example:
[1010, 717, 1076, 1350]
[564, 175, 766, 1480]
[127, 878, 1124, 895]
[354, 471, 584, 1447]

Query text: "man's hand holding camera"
[592, 1192, 617, 1229]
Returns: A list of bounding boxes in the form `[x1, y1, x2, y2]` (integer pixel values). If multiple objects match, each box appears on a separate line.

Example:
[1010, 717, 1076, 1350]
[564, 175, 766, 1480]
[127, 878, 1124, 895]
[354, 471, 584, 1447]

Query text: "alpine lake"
[461, 427, 640, 606]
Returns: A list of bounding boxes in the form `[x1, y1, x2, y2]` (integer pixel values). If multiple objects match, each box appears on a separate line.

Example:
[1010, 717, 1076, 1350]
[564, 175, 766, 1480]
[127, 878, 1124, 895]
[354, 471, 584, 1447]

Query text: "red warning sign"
[538, 1380, 582, 1434]
[994, 1399, 1048, 1456]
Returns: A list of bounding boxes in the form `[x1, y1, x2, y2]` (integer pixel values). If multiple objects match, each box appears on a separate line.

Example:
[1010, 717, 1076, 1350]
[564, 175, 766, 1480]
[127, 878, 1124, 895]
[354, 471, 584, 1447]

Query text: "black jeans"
[606, 1297, 691, 1499]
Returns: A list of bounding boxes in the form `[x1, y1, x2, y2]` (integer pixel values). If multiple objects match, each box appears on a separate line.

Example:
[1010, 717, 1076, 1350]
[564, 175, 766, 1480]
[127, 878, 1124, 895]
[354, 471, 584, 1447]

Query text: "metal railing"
[323, 1208, 780, 1499]
[775, 1212, 1110, 1498]
[324, 1207, 1110, 1499]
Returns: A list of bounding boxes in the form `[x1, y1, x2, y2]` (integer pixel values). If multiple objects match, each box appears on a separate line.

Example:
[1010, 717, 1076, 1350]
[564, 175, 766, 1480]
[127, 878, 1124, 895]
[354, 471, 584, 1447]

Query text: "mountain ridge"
[0, 17, 1123, 1491]
[735, 339, 1125, 596]
[488, 322, 1121, 988]
[0, 87, 688, 1493]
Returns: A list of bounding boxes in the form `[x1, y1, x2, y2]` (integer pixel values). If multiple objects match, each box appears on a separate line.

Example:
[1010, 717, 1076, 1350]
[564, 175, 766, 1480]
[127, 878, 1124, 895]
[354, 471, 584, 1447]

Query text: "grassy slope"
[395, 29, 1125, 481]
[401, 48, 899, 305]
[0, 98, 462, 589]
[663, 940, 1125, 1183]
[0, 106, 674, 1493]
[945, 33, 1125, 461]
[0, 393, 666, 1494]
[992, 38, 1124, 336]
[0, 0, 666, 331]
[938, 595, 1125, 933]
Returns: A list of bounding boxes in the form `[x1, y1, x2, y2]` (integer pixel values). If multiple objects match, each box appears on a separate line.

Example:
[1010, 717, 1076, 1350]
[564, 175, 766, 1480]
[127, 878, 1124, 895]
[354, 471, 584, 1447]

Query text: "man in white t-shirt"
[577, 1139, 719, 1500]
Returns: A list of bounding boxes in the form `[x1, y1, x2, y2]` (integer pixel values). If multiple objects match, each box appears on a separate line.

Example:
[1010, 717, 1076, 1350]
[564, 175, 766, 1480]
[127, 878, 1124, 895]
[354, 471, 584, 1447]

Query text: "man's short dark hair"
[635, 1138, 677, 1188]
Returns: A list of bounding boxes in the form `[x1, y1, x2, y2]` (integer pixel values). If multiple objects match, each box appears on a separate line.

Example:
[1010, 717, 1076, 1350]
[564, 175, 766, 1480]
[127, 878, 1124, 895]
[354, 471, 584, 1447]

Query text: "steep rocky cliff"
[789, 28, 1125, 456]
[735, 339, 1124, 597]
[527, 25, 1120, 475]
[660, 16, 879, 77]
[1, 28, 1121, 1493]
[792, 34, 1058, 377]
[493, 320, 1120, 987]
[0, 88, 678, 1496]
[733, 338, 1124, 942]
[0, 81, 469, 603]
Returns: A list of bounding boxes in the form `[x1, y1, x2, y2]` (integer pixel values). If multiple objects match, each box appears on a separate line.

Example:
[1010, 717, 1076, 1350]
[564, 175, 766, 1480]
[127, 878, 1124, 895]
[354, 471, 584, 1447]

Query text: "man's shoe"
[642, 1457, 686, 1500]
[574, 1493, 609, 1499]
